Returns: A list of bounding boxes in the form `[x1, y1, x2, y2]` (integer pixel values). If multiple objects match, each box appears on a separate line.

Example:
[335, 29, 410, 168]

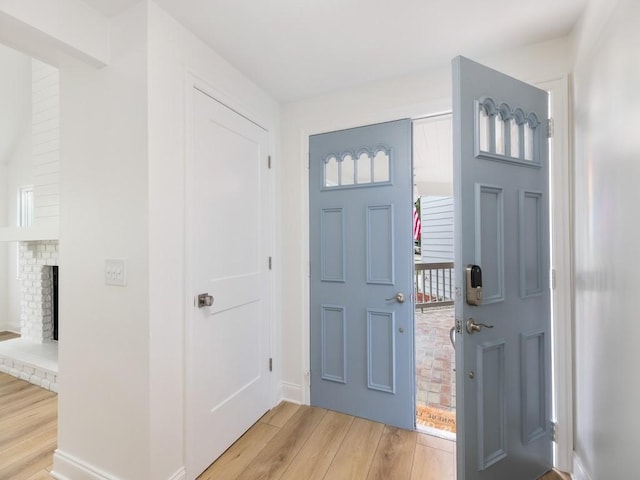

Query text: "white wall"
[55, 3, 151, 479]
[147, 3, 281, 477]
[571, 0, 640, 478]
[1, 0, 282, 478]
[5, 127, 32, 332]
[31, 58, 60, 228]
[0, 43, 31, 331]
[280, 37, 573, 404]
[0, 165, 5, 327]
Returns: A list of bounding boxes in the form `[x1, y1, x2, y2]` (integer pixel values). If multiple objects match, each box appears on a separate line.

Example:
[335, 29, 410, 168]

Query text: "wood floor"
[0, 331, 20, 341]
[199, 402, 569, 480]
[0, 370, 568, 480]
[0, 372, 57, 480]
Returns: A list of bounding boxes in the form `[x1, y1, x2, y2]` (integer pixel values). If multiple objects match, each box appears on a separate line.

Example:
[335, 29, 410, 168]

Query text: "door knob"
[385, 292, 405, 303]
[466, 318, 494, 334]
[197, 293, 214, 308]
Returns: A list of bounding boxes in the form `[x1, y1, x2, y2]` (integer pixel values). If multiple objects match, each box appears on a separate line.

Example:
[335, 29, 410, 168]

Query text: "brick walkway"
[415, 306, 456, 413]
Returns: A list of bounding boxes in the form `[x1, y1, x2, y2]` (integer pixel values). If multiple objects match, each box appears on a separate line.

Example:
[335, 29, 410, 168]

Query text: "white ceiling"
[85, 0, 588, 103]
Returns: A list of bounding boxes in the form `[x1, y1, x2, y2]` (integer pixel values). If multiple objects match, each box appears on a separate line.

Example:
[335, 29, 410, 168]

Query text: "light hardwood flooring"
[0, 372, 57, 480]
[0, 331, 20, 341]
[0, 372, 568, 480]
[199, 402, 569, 480]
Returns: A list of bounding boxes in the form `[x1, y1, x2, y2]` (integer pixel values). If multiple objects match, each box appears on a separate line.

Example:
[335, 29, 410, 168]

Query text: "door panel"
[453, 57, 552, 479]
[309, 120, 414, 430]
[186, 88, 271, 478]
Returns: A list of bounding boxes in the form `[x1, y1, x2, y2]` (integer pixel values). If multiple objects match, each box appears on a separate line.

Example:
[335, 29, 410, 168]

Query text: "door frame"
[183, 74, 278, 477]
[300, 79, 573, 472]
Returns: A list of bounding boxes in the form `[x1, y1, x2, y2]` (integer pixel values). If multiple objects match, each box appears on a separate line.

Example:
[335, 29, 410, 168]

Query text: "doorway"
[304, 77, 569, 478]
[412, 114, 456, 438]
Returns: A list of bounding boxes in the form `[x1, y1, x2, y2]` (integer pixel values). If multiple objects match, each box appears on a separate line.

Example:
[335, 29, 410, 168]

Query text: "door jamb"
[300, 79, 573, 472]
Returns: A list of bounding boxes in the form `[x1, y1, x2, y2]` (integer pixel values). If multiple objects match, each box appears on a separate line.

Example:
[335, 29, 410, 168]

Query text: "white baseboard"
[281, 381, 303, 404]
[168, 466, 186, 480]
[52, 449, 120, 480]
[52, 450, 186, 480]
[573, 452, 592, 480]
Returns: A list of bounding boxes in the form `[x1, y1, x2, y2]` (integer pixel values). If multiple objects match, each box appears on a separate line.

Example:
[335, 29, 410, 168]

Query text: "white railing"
[414, 262, 455, 310]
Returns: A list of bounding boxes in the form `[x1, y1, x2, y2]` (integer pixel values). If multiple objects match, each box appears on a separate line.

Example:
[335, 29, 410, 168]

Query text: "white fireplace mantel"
[0, 226, 59, 242]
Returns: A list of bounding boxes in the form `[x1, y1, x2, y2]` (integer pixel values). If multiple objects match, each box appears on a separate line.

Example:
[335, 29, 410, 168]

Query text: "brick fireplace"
[19, 240, 59, 343]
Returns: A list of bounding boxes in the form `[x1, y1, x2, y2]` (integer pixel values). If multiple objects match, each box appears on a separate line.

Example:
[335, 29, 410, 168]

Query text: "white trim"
[572, 452, 592, 480]
[168, 467, 187, 480]
[52, 450, 120, 480]
[281, 381, 304, 404]
[52, 451, 186, 480]
[538, 77, 574, 474]
[416, 424, 456, 441]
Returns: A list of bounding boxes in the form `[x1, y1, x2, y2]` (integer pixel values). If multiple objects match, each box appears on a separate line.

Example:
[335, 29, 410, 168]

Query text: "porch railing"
[414, 262, 455, 310]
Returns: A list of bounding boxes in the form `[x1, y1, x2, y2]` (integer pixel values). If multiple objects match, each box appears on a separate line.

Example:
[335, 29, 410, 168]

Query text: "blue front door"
[453, 56, 553, 479]
[309, 120, 415, 430]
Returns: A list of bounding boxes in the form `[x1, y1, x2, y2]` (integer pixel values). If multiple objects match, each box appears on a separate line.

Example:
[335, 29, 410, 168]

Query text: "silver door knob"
[385, 292, 405, 303]
[466, 318, 494, 334]
[197, 293, 214, 308]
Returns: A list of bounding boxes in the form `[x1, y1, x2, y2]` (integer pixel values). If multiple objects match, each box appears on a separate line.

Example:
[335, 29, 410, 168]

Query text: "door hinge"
[547, 118, 554, 138]
[269, 358, 273, 372]
[551, 421, 558, 442]
[269, 256, 272, 270]
[268, 155, 272, 169]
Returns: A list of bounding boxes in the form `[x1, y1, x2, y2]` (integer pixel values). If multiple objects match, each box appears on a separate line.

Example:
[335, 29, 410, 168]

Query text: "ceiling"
[84, 0, 589, 103]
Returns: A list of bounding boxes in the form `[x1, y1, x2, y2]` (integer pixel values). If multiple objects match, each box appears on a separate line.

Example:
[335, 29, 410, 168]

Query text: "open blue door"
[309, 120, 415, 430]
[453, 56, 553, 479]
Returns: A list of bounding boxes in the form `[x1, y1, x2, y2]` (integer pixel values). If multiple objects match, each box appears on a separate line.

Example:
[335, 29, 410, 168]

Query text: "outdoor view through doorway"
[413, 114, 456, 437]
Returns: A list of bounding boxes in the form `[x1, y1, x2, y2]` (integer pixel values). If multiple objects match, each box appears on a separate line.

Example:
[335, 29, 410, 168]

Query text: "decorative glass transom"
[475, 97, 541, 167]
[323, 147, 391, 188]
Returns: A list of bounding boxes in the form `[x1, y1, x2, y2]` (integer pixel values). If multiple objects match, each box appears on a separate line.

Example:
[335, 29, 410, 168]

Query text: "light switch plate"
[105, 259, 126, 286]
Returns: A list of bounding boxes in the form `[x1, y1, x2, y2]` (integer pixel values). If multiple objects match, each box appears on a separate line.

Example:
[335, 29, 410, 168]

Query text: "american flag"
[413, 205, 421, 241]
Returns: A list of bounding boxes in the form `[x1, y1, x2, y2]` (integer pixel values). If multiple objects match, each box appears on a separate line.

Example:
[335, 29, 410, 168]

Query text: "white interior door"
[309, 120, 415, 430]
[186, 88, 272, 478]
[453, 56, 552, 479]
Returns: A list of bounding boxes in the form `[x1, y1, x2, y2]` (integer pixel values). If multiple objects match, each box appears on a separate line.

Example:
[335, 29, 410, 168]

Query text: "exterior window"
[18, 185, 34, 227]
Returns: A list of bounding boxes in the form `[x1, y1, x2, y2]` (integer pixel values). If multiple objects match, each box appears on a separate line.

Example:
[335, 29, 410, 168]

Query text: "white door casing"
[185, 88, 272, 479]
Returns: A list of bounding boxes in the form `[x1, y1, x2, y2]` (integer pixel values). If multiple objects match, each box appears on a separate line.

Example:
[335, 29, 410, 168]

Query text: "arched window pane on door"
[341, 154, 355, 185]
[479, 106, 491, 152]
[357, 152, 372, 184]
[322, 147, 391, 189]
[475, 98, 542, 168]
[509, 118, 520, 158]
[495, 113, 506, 156]
[324, 155, 339, 187]
[373, 150, 390, 183]
[524, 123, 534, 161]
